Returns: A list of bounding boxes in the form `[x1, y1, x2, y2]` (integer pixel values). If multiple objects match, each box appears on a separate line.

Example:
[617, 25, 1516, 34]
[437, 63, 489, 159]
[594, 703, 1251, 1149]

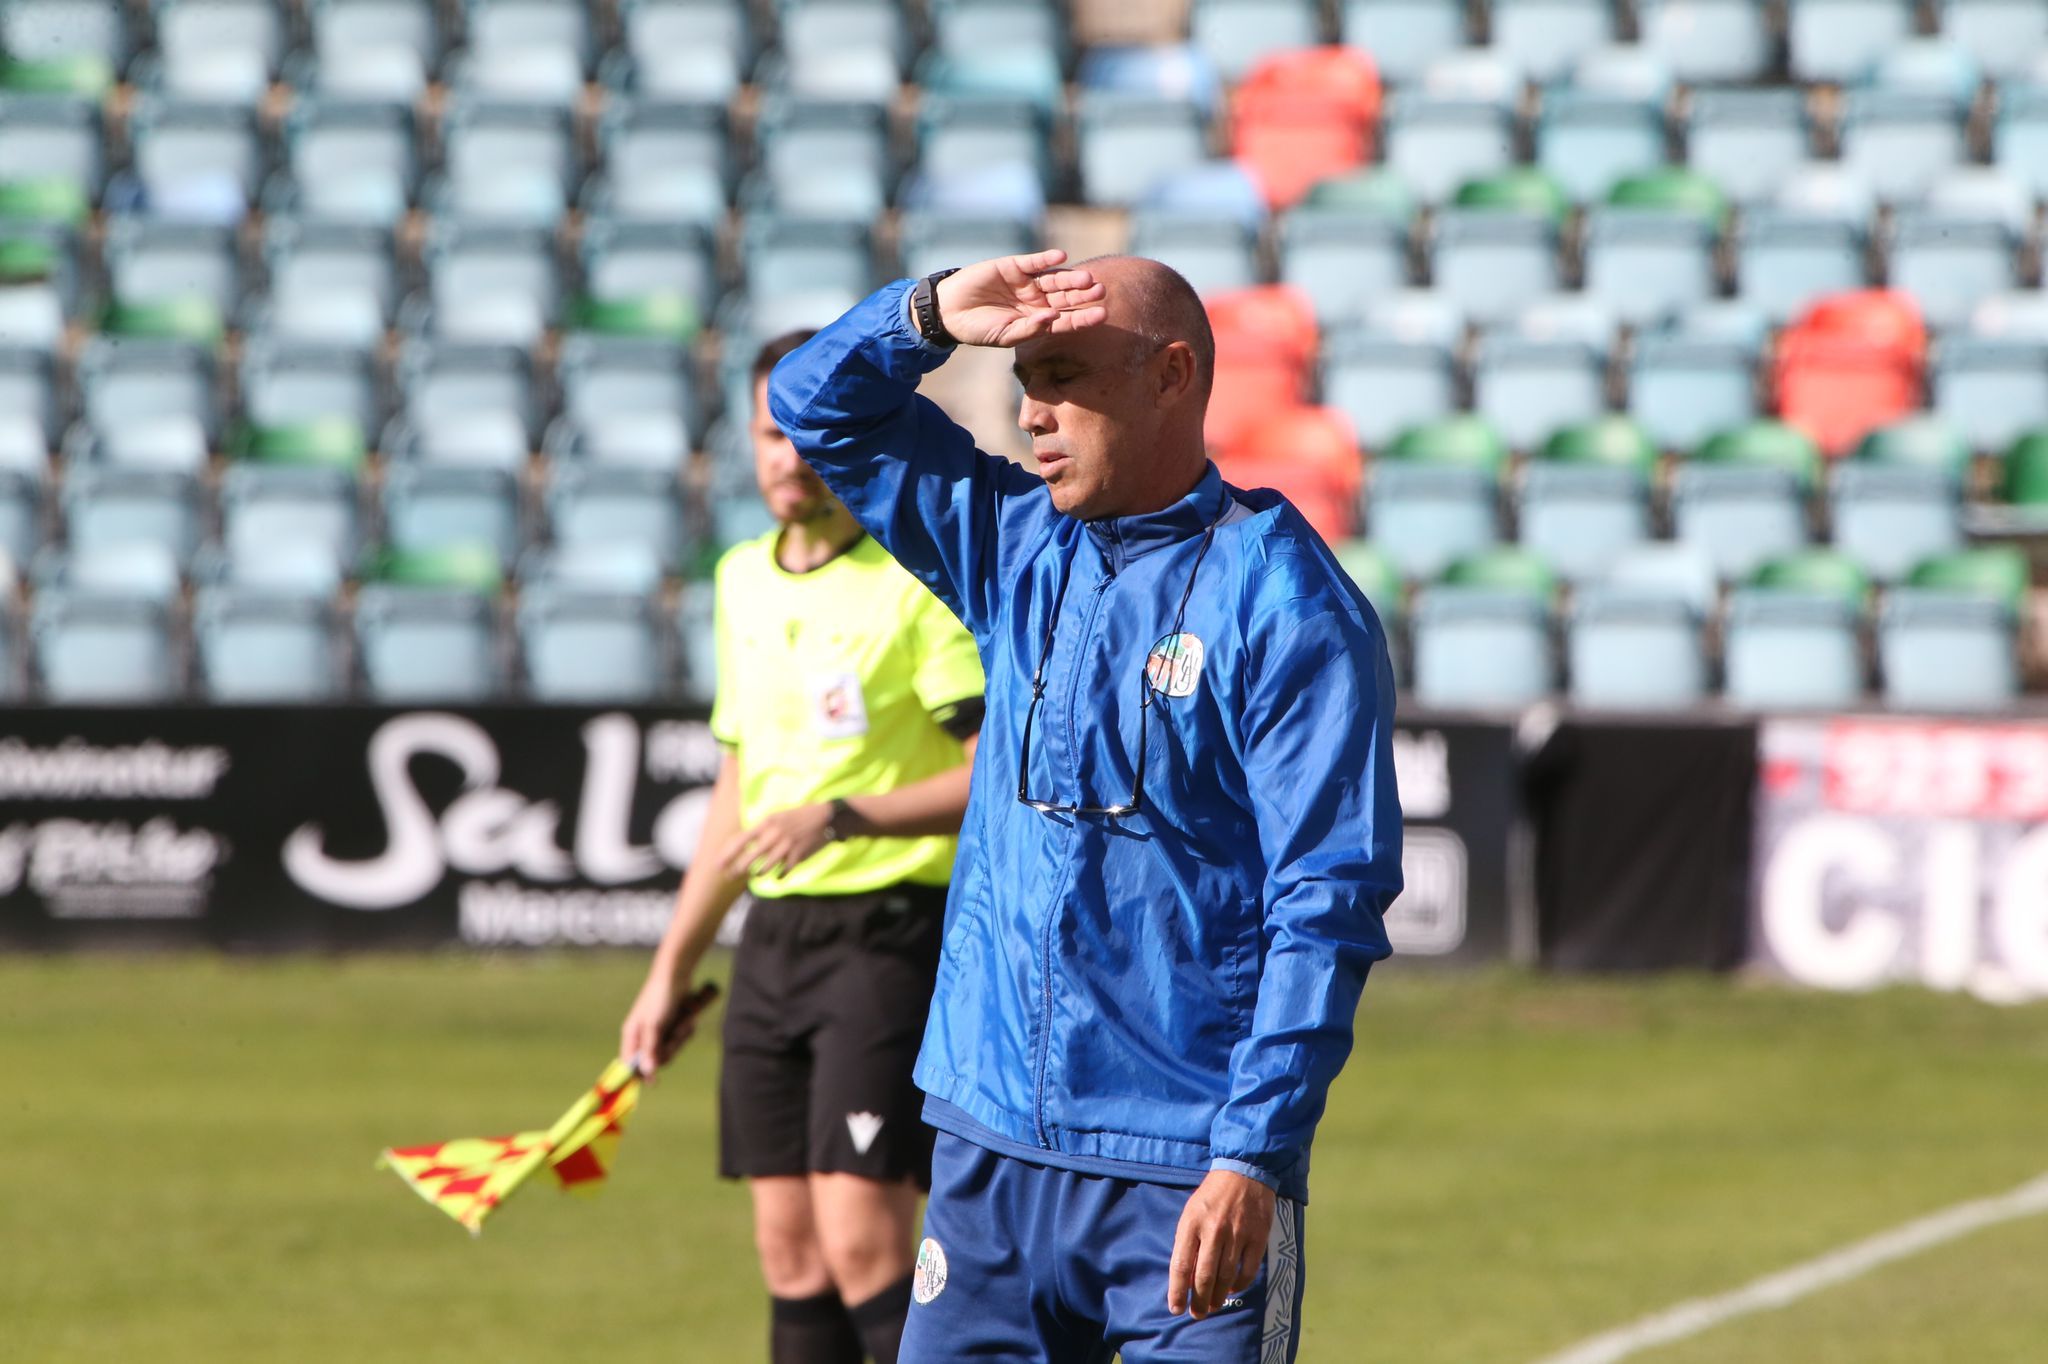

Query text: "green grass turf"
[2, 955, 2044, 1363]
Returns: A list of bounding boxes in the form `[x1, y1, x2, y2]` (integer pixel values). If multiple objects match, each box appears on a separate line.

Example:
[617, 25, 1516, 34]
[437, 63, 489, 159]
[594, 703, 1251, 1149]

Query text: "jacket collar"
[1083, 462, 1226, 573]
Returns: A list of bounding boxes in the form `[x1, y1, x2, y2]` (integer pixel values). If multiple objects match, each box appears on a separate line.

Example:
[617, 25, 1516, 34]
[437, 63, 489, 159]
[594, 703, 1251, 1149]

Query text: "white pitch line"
[1533, 1170, 2048, 1364]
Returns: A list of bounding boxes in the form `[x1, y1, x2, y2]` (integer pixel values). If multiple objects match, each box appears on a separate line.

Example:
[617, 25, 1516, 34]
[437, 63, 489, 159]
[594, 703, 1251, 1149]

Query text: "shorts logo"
[1145, 633, 1205, 698]
[913, 1237, 948, 1305]
[846, 1111, 885, 1155]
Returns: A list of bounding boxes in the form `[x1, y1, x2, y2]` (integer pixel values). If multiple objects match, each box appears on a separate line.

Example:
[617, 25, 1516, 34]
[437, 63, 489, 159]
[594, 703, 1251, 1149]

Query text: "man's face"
[1012, 324, 1162, 520]
[751, 377, 837, 525]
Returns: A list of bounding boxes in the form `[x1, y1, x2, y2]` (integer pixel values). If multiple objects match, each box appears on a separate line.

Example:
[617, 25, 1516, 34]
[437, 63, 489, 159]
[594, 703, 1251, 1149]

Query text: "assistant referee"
[621, 331, 984, 1364]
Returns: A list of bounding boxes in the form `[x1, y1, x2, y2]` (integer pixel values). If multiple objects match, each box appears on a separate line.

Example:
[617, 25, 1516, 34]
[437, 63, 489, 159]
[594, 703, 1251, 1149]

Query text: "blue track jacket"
[769, 281, 1402, 1202]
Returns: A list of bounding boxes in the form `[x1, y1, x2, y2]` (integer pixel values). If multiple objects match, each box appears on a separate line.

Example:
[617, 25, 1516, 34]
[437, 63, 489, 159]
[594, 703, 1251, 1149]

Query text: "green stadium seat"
[1749, 548, 1871, 604]
[1851, 415, 1972, 476]
[1440, 545, 1559, 599]
[2002, 429, 2048, 506]
[1302, 169, 1417, 220]
[233, 417, 369, 469]
[1605, 167, 1730, 227]
[1451, 168, 1571, 223]
[1907, 546, 2028, 610]
[1388, 415, 1511, 472]
[1695, 420, 1825, 490]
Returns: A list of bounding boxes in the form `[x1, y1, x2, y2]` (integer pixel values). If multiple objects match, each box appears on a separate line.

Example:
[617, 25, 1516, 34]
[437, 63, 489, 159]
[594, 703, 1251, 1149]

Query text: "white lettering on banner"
[0, 818, 223, 919]
[1386, 827, 1468, 955]
[1761, 815, 1905, 991]
[457, 882, 676, 946]
[284, 713, 715, 911]
[1995, 829, 2048, 989]
[643, 721, 724, 785]
[1393, 729, 1451, 819]
[0, 738, 228, 800]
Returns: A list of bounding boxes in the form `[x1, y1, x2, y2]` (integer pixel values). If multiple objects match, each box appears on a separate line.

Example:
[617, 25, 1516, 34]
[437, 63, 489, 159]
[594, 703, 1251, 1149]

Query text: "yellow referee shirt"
[709, 531, 984, 898]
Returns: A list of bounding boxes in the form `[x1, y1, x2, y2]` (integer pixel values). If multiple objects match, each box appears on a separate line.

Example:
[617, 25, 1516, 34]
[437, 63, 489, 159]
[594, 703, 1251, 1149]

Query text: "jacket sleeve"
[766, 280, 1056, 638]
[1208, 599, 1403, 1193]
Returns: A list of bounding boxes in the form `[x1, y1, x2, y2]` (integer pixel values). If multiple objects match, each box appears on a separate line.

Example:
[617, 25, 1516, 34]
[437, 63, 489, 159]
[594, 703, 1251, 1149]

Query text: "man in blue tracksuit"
[769, 251, 1402, 1362]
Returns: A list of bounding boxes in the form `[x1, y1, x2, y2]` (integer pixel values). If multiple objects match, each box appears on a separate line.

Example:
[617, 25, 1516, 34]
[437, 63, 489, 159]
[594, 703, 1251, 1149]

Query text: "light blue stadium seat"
[308, 0, 440, 99]
[1828, 464, 1961, 583]
[1672, 464, 1808, 579]
[1519, 464, 1652, 583]
[1887, 211, 2017, 330]
[1432, 211, 1560, 324]
[241, 339, 382, 435]
[32, 589, 181, 700]
[419, 220, 559, 348]
[931, 0, 1064, 63]
[1583, 210, 1717, 327]
[1280, 212, 1409, 327]
[557, 335, 699, 446]
[2, 0, 129, 66]
[355, 584, 503, 700]
[1536, 91, 1668, 204]
[1865, 38, 1981, 105]
[0, 236, 72, 353]
[1968, 292, 2048, 342]
[195, 586, 345, 700]
[0, 348, 60, 449]
[1515, 293, 1621, 358]
[1879, 588, 2018, 710]
[1493, 0, 1615, 83]
[1366, 464, 1500, 580]
[78, 337, 218, 447]
[1363, 288, 1467, 349]
[1191, 0, 1323, 83]
[1320, 330, 1457, 450]
[126, 97, 263, 222]
[1942, 0, 2048, 78]
[1604, 542, 1721, 616]
[779, 0, 910, 79]
[543, 411, 689, 470]
[382, 413, 528, 470]
[1788, 0, 1914, 84]
[64, 415, 208, 473]
[596, 97, 731, 212]
[61, 466, 205, 560]
[1723, 587, 1864, 708]
[740, 215, 874, 312]
[519, 584, 667, 701]
[1839, 90, 1967, 203]
[1077, 43, 1221, 115]
[899, 212, 1036, 284]
[545, 464, 688, 565]
[1473, 338, 1604, 451]
[1638, 0, 1771, 82]
[1143, 161, 1268, 231]
[1412, 587, 1555, 706]
[618, 0, 752, 96]
[220, 464, 363, 575]
[1567, 586, 1709, 707]
[260, 218, 397, 345]
[101, 217, 239, 322]
[464, 0, 592, 69]
[39, 540, 183, 600]
[917, 93, 1052, 195]
[1684, 89, 1810, 206]
[382, 464, 523, 567]
[1991, 87, 2048, 200]
[757, 96, 891, 219]
[1385, 99, 1515, 205]
[1338, 0, 1462, 83]
[153, 0, 282, 103]
[282, 99, 416, 226]
[1735, 209, 1867, 322]
[520, 540, 666, 593]
[1076, 93, 1207, 209]
[1628, 336, 1758, 451]
[435, 98, 576, 224]
[1932, 338, 2048, 453]
[1923, 167, 2034, 236]
[1129, 212, 1261, 295]
[400, 340, 538, 445]
[0, 95, 105, 197]
[581, 218, 718, 322]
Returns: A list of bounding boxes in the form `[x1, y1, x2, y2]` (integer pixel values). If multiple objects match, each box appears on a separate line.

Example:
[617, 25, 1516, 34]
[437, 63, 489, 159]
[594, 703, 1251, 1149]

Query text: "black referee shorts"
[719, 882, 946, 1189]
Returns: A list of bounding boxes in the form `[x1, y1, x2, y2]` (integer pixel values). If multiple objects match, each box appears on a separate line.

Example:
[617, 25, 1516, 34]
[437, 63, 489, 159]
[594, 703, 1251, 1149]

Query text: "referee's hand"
[1168, 1169, 1276, 1320]
[620, 975, 696, 1075]
[931, 250, 1109, 349]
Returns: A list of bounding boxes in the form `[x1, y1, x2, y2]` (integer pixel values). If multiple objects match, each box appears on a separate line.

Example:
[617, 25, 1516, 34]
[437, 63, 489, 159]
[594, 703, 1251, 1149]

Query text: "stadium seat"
[1472, 337, 1604, 452]
[1207, 287, 1322, 375]
[1839, 90, 1967, 204]
[1077, 44, 1222, 118]
[1213, 453, 1356, 541]
[618, 0, 752, 95]
[1204, 334, 1307, 456]
[220, 463, 364, 577]
[779, 0, 911, 78]
[1190, 0, 1323, 83]
[1412, 549, 1558, 707]
[591, 99, 731, 226]
[1320, 327, 1457, 450]
[757, 96, 892, 220]
[1366, 418, 1506, 580]
[125, 97, 263, 222]
[153, 0, 282, 102]
[0, 94, 105, 198]
[1514, 294, 1621, 358]
[1943, 0, 2048, 78]
[1603, 541, 1721, 617]
[78, 336, 218, 448]
[916, 92, 1053, 197]
[519, 583, 668, 701]
[1338, 0, 1462, 84]
[1683, 89, 1810, 206]
[1829, 463, 1962, 582]
[418, 220, 559, 349]
[1672, 422, 1819, 578]
[1628, 335, 1758, 452]
[1879, 587, 2020, 710]
[1280, 210, 1410, 327]
[195, 587, 346, 700]
[899, 212, 1036, 285]
[241, 339, 383, 437]
[1582, 210, 1717, 327]
[1518, 418, 1656, 582]
[307, 0, 439, 98]
[1886, 211, 2018, 331]
[1788, 0, 1915, 83]
[1567, 586, 1709, 708]
[544, 464, 689, 564]
[355, 583, 504, 700]
[32, 588, 182, 700]
[1076, 92, 1208, 208]
[383, 412, 528, 471]
[519, 540, 666, 594]
[1735, 210, 1868, 321]
[435, 99, 576, 224]
[1724, 563, 1868, 709]
[0, 346, 60, 447]
[1432, 211, 1561, 325]
[1129, 212, 1261, 295]
[1638, 0, 1771, 83]
[400, 341, 539, 447]
[1774, 330, 1922, 460]
[1536, 91, 1667, 204]
[582, 219, 718, 326]
[1385, 99, 1515, 205]
[381, 464, 523, 568]
[1, 0, 129, 70]
[1230, 48, 1381, 209]
[60, 464, 205, 561]
[1992, 86, 2048, 200]
[39, 539, 183, 600]
[931, 0, 1065, 63]
[741, 215, 874, 312]
[260, 218, 398, 345]
[282, 99, 416, 226]
[0, 426, 46, 568]
[103, 217, 239, 324]
[1492, 0, 1615, 81]
[1932, 338, 2048, 453]
[556, 335, 699, 447]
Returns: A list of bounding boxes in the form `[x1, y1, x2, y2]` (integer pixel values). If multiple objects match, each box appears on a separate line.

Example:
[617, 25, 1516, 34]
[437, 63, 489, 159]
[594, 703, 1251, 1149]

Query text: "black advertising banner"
[1527, 717, 1757, 972]
[1752, 717, 2048, 1002]
[0, 708, 724, 951]
[1384, 720, 1520, 966]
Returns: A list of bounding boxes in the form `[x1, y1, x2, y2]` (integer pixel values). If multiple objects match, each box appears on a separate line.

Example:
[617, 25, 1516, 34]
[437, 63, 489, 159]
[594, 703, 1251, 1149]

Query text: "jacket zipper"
[1032, 558, 1116, 1147]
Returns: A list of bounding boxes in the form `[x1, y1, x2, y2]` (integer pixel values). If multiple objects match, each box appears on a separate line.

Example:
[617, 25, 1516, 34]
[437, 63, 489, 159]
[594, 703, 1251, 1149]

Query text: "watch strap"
[912, 269, 961, 347]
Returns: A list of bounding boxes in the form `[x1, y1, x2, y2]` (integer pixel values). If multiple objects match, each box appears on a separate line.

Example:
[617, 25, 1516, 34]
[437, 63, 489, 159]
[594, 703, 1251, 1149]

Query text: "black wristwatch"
[821, 797, 854, 843]
[912, 268, 961, 347]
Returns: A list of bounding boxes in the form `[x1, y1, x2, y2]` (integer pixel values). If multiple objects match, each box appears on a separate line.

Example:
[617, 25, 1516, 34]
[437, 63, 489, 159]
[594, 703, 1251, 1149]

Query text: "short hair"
[1079, 256, 1216, 399]
[752, 328, 818, 384]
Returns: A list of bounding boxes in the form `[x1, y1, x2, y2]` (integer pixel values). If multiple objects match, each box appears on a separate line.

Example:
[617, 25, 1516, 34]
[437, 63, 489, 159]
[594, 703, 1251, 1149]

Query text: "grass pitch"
[2, 954, 2044, 1363]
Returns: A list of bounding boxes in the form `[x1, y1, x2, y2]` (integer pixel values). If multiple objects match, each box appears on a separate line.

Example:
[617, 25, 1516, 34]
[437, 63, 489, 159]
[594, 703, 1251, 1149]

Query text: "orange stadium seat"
[1773, 329, 1923, 458]
[1231, 48, 1383, 208]
[1213, 453, 1357, 542]
[1205, 333, 1308, 455]
[1792, 289, 1927, 365]
[1204, 285, 1320, 372]
[1238, 404, 1363, 498]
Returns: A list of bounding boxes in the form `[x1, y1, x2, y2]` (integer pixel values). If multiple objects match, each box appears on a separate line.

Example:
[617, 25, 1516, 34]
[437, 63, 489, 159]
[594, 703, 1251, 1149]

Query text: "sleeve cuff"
[1208, 1158, 1281, 1191]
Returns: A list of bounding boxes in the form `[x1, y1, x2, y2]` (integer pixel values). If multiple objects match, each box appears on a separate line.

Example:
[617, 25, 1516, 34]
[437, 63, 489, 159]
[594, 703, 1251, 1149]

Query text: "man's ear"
[1156, 341, 1197, 407]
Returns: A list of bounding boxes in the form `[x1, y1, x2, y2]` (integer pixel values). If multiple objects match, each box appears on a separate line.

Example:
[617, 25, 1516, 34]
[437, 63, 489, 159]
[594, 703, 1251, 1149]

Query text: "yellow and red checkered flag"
[377, 983, 717, 1235]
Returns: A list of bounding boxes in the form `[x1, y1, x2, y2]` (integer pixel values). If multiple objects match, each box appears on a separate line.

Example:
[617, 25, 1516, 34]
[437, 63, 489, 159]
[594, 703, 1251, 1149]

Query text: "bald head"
[1080, 255, 1215, 402]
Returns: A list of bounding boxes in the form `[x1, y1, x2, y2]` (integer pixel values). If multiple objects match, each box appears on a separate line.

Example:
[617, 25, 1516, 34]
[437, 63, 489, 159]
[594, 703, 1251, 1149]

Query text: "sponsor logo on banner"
[1753, 719, 2048, 1001]
[1393, 729, 1451, 819]
[284, 712, 719, 945]
[0, 738, 229, 801]
[0, 818, 224, 920]
[1386, 827, 1469, 955]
